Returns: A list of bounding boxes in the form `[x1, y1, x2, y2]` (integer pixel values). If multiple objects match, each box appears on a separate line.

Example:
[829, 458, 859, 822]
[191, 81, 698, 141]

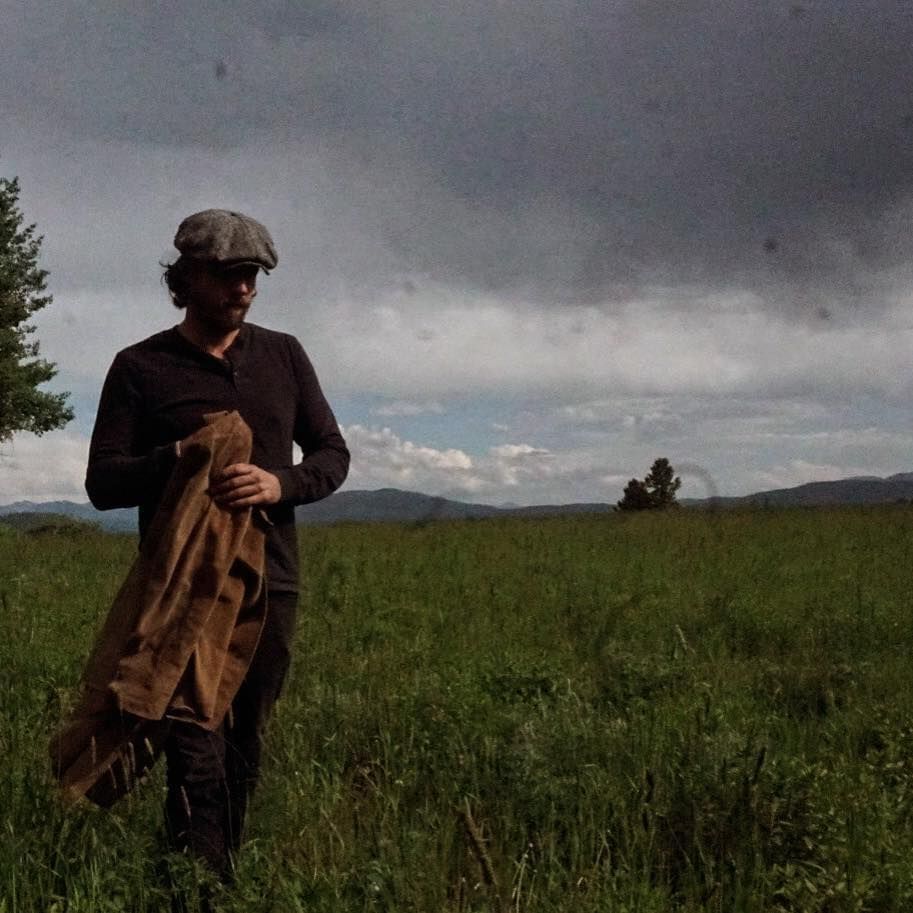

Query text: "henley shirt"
[86, 322, 349, 592]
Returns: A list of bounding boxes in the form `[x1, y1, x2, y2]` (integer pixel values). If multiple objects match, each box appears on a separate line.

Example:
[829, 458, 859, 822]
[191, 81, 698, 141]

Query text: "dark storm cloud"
[4, 1, 913, 310]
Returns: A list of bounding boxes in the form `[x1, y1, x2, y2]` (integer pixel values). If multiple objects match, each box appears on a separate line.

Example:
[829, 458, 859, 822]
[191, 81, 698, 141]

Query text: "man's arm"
[85, 354, 179, 510]
[275, 339, 350, 504]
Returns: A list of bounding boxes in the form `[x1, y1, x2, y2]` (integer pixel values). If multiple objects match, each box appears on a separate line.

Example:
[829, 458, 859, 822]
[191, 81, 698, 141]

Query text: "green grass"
[4, 507, 913, 911]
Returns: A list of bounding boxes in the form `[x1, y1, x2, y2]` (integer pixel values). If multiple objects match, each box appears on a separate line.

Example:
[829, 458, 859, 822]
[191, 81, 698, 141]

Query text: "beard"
[190, 299, 250, 335]
[219, 303, 249, 330]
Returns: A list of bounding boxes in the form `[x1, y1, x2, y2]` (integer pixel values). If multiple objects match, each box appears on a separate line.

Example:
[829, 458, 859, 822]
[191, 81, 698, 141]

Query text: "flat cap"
[173, 209, 278, 271]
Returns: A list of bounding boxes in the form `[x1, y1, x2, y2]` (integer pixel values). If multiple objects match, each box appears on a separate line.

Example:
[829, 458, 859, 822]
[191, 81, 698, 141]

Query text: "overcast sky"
[3, 1, 913, 506]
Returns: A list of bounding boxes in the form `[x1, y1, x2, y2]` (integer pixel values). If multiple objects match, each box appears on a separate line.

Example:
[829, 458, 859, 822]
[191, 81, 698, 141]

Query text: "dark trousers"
[163, 590, 298, 877]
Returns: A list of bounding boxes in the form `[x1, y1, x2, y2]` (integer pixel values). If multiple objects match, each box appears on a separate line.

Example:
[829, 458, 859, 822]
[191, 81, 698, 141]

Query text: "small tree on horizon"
[0, 175, 72, 443]
[616, 477, 654, 511]
[644, 457, 681, 508]
[616, 457, 682, 511]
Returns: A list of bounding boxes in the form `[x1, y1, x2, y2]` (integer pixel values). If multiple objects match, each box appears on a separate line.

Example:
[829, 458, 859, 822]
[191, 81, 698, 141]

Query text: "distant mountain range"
[3, 473, 913, 532]
[0, 501, 138, 532]
[682, 472, 913, 508]
[0, 491, 614, 533]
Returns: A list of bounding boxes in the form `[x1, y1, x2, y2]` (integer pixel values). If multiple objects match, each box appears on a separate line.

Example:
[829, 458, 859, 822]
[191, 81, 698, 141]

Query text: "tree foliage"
[616, 457, 682, 511]
[0, 176, 72, 443]
[616, 477, 654, 511]
[644, 457, 681, 508]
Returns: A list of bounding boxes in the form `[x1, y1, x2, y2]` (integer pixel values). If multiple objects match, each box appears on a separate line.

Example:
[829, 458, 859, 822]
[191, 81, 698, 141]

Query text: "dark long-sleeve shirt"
[86, 323, 349, 592]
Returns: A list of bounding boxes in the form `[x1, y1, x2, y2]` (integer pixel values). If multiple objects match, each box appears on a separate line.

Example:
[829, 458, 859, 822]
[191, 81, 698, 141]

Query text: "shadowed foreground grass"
[3, 506, 913, 911]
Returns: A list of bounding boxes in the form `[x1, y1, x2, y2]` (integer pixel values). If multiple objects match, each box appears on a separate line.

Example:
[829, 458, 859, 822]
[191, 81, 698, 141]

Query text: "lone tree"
[616, 457, 682, 511]
[644, 457, 681, 508]
[0, 176, 72, 442]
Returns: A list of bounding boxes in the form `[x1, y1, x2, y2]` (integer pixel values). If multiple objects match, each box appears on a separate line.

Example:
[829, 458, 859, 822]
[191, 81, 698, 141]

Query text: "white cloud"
[739, 427, 912, 448]
[372, 400, 445, 417]
[0, 431, 90, 503]
[342, 424, 481, 493]
[299, 288, 913, 409]
[340, 424, 630, 504]
[490, 443, 550, 459]
[32, 289, 165, 379]
[488, 444, 554, 486]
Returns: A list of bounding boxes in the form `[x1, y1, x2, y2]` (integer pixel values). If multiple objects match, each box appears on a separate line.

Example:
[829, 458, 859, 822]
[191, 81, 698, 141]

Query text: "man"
[85, 209, 349, 878]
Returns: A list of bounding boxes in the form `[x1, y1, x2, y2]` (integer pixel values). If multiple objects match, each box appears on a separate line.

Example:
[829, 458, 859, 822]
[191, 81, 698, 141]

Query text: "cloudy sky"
[3, 1, 913, 506]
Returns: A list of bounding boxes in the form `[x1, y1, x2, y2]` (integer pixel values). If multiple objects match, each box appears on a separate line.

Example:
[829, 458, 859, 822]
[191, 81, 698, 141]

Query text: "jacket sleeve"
[272, 339, 349, 505]
[85, 353, 179, 510]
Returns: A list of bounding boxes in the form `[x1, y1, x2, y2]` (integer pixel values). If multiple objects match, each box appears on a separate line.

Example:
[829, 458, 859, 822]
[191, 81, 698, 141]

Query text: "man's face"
[183, 262, 259, 334]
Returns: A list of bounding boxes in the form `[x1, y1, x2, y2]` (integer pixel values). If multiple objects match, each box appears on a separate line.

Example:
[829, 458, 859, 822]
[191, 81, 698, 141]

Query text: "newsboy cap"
[173, 209, 278, 271]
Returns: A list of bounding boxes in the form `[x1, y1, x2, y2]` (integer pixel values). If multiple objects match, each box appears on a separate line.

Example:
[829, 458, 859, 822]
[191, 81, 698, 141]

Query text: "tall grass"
[3, 507, 913, 910]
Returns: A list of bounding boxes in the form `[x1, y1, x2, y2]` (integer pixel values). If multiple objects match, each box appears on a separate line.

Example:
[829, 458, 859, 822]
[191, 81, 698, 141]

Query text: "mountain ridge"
[3, 472, 913, 531]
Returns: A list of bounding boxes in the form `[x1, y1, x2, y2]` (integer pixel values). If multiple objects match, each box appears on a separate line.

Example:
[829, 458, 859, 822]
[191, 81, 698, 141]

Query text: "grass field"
[3, 506, 913, 911]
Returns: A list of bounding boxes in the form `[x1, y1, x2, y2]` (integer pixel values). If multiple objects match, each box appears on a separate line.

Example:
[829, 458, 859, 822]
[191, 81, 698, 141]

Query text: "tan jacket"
[51, 411, 267, 806]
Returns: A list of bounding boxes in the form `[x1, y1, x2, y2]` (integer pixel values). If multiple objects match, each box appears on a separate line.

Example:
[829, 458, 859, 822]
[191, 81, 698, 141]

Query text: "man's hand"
[210, 463, 282, 509]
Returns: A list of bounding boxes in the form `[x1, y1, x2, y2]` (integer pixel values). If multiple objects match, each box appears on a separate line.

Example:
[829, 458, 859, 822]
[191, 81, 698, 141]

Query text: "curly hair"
[160, 256, 197, 309]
